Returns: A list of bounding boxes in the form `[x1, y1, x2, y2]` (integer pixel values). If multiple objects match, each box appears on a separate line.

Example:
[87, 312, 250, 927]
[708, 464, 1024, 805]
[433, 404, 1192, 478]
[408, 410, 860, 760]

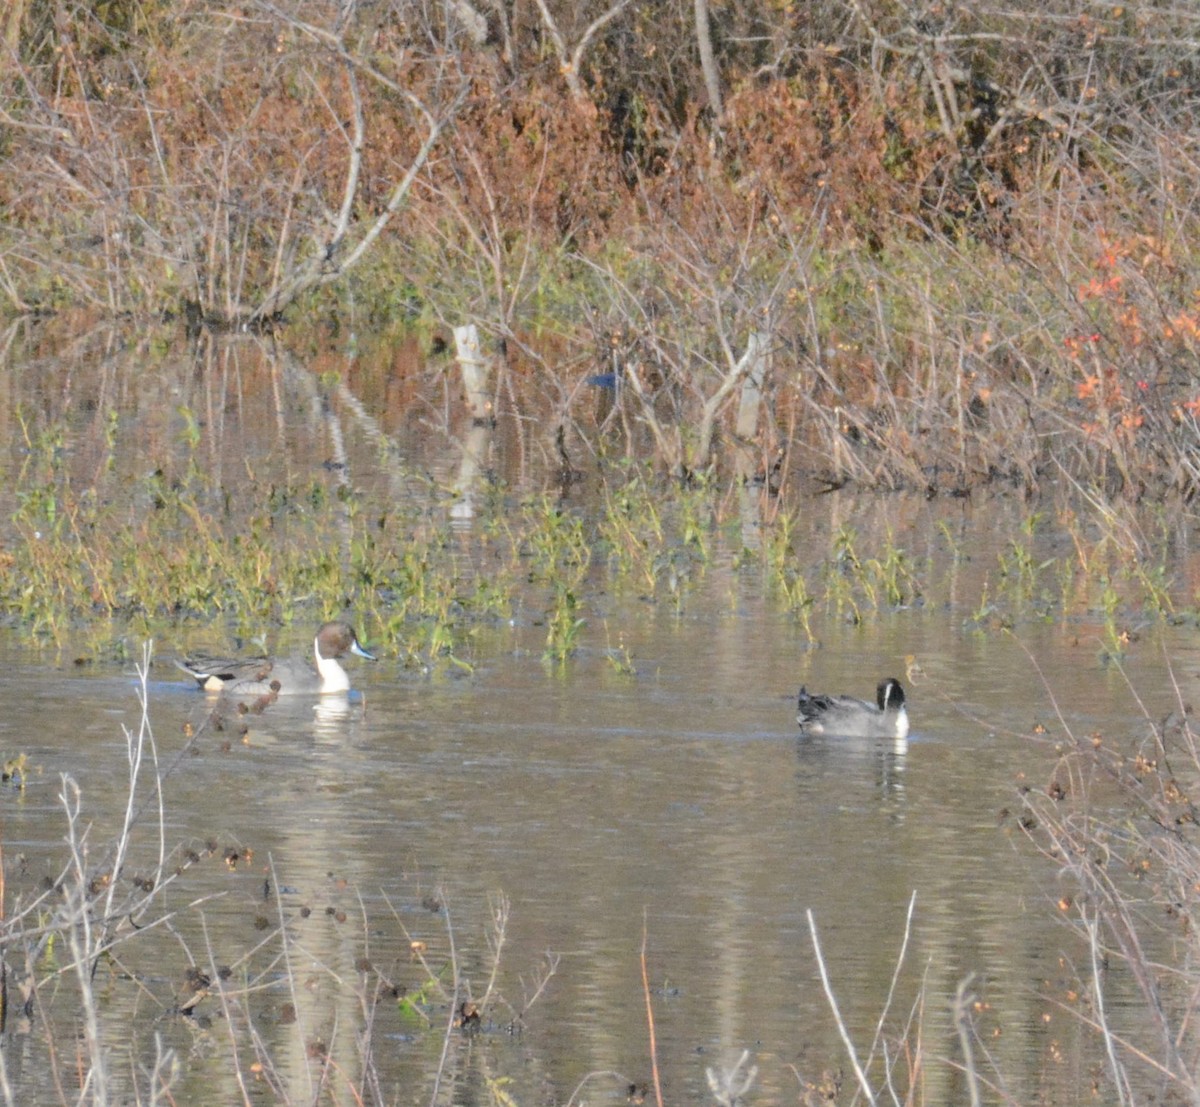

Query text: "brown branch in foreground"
[640, 910, 664, 1107]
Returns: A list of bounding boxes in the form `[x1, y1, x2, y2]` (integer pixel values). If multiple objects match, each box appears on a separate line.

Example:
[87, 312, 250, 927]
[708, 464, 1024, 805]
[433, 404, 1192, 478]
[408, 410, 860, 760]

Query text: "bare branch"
[532, 0, 632, 114]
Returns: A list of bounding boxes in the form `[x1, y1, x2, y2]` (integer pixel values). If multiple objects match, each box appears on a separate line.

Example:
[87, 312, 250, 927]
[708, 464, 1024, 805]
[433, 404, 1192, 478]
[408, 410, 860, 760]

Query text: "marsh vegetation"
[0, 329, 1196, 1106]
[5, 1, 1200, 1103]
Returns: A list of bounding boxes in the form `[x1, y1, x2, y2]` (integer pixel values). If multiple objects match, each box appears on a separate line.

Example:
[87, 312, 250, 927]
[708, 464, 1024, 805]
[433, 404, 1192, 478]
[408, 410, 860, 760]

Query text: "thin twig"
[1085, 906, 1132, 1106]
[429, 901, 460, 1107]
[807, 908, 876, 1106]
[863, 891, 918, 1080]
[641, 910, 664, 1107]
[952, 975, 983, 1107]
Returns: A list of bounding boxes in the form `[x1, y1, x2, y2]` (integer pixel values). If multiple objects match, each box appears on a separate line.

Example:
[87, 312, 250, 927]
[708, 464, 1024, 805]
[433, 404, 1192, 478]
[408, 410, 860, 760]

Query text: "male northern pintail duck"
[175, 621, 376, 696]
[796, 677, 909, 738]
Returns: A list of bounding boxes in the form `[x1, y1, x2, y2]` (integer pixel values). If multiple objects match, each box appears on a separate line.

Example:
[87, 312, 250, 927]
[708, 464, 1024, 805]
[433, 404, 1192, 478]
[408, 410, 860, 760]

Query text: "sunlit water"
[1, 582, 1193, 1105]
[0, 329, 1197, 1105]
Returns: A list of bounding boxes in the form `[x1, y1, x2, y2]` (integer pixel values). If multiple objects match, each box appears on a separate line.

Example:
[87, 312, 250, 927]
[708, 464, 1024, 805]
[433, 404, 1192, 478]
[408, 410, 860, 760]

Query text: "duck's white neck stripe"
[314, 634, 351, 692]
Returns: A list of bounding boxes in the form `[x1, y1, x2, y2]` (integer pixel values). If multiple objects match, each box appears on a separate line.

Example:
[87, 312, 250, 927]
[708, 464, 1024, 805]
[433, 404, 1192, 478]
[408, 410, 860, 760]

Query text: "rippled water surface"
[1, 329, 1196, 1105]
[2, 587, 1194, 1105]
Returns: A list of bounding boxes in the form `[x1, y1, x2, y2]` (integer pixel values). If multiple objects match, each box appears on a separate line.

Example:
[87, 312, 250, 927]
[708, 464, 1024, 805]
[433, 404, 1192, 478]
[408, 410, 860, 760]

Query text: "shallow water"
[1, 327, 1197, 1104]
[1, 583, 1193, 1105]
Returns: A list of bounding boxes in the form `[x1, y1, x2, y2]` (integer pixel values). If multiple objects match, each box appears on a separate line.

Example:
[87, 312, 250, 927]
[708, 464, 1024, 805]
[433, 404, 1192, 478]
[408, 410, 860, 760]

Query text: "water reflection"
[0, 328, 1192, 1104]
[449, 420, 494, 525]
[312, 691, 356, 730]
[0, 581, 1178, 1105]
[795, 730, 909, 812]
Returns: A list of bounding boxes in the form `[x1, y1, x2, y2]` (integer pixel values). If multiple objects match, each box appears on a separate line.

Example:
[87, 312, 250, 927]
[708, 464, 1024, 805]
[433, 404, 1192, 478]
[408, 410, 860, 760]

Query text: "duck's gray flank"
[796, 677, 909, 738]
[175, 621, 376, 696]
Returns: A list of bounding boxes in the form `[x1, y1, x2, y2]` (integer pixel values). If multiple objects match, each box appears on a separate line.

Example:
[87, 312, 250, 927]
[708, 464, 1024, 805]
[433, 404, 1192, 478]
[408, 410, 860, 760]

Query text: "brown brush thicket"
[3, 1, 1200, 495]
[1019, 699, 1200, 1101]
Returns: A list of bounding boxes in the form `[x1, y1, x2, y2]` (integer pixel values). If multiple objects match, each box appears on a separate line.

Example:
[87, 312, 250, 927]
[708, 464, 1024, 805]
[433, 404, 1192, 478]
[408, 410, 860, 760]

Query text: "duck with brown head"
[175, 621, 376, 696]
